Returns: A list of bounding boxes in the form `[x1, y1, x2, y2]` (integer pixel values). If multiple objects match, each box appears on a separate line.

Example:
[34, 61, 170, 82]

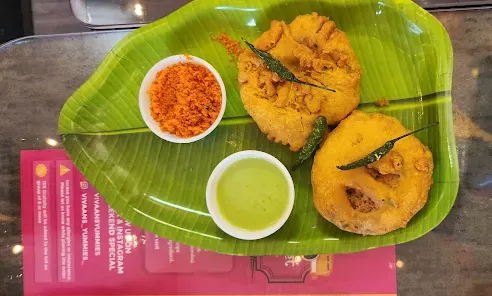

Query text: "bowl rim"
[138, 54, 227, 143]
[206, 150, 295, 241]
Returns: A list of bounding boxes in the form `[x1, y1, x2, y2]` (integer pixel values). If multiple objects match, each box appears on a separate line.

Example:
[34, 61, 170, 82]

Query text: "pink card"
[55, 160, 75, 282]
[32, 161, 54, 283]
[144, 232, 233, 273]
[21, 150, 397, 296]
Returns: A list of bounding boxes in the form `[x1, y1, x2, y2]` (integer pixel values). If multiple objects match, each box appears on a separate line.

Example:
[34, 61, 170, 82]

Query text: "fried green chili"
[337, 122, 439, 171]
[293, 116, 328, 170]
[242, 38, 335, 92]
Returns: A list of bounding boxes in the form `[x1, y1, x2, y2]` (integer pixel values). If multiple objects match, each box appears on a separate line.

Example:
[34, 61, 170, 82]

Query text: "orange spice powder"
[148, 63, 222, 138]
[211, 32, 244, 60]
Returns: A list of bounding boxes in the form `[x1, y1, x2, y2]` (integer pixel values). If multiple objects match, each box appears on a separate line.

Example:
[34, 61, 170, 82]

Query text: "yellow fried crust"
[312, 111, 434, 235]
[238, 12, 362, 151]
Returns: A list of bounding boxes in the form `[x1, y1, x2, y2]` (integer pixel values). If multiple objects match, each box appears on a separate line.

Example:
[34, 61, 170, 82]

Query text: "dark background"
[0, 0, 33, 43]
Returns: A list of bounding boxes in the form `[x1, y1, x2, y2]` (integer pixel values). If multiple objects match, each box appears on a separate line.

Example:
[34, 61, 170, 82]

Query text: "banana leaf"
[59, 0, 459, 255]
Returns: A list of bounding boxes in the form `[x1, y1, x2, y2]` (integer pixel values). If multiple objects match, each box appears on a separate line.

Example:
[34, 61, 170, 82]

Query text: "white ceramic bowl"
[206, 151, 295, 240]
[139, 54, 227, 143]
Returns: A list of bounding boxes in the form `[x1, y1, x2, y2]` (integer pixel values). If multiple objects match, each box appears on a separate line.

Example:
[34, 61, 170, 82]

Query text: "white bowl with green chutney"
[206, 151, 295, 240]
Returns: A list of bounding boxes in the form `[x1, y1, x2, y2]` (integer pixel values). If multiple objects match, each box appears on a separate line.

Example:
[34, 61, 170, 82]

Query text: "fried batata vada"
[238, 12, 362, 151]
[312, 111, 434, 235]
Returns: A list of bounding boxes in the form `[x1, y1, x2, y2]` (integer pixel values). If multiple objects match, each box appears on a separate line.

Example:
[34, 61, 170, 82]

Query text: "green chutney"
[216, 157, 290, 231]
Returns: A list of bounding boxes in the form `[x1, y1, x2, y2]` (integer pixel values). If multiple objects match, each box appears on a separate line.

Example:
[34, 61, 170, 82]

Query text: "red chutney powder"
[148, 62, 222, 138]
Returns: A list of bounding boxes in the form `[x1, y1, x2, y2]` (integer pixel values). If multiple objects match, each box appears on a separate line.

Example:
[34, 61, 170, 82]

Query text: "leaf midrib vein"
[60, 90, 450, 136]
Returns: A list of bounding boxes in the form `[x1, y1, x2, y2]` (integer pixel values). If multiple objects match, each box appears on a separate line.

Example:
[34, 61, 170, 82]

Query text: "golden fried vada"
[238, 12, 362, 151]
[312, 111, 434, 235]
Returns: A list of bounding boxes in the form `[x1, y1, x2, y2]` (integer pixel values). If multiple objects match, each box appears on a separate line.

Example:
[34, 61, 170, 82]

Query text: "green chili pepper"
[241, 38, 335, 93]
[292, 116, 328, 170]
[337, 122, 439, 171]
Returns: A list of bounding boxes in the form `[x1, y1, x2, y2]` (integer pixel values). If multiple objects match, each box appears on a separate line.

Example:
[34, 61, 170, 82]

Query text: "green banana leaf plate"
[59, 0, 459, 255]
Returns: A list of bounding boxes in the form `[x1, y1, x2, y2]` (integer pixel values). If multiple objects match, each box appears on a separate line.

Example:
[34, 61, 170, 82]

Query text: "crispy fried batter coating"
[238, 13, 362, 151]
[312, 111, 434, 235]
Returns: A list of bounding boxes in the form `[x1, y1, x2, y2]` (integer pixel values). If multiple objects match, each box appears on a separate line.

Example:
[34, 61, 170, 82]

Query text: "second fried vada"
[311, 111, 434, 235]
